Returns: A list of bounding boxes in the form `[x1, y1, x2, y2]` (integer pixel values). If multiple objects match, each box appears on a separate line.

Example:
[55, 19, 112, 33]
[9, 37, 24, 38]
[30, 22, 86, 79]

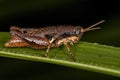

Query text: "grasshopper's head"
[81, 20, 105, 33]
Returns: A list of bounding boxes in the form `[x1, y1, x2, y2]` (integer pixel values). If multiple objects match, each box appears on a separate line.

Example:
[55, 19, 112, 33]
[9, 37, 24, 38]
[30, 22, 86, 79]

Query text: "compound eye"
[73, 27, 81, 35]
[74, 30, 79, 34]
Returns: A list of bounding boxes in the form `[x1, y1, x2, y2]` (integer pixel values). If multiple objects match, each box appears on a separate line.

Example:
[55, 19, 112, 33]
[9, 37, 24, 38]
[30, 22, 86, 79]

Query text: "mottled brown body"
[4, 20, 105, 61]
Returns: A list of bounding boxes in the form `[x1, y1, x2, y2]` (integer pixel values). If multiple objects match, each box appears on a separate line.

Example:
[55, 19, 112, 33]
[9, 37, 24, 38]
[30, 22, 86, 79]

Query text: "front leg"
[64, 42, 76, 62]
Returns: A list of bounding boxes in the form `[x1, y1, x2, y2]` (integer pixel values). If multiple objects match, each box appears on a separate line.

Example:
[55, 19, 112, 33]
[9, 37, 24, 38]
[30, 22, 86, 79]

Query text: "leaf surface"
[0, 32, 120, 77]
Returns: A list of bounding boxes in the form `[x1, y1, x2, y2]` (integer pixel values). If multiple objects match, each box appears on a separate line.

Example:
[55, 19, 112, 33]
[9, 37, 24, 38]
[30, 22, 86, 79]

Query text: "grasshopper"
[4, 20, 105, 61]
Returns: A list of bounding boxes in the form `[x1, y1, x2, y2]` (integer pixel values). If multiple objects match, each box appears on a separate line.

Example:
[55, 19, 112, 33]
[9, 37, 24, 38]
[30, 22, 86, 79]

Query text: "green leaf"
[0, 32, 120, 77]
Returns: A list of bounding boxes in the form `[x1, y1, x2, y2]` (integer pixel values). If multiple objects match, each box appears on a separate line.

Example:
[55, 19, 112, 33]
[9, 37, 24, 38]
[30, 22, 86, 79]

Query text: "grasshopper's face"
[72, 27, 84, 39]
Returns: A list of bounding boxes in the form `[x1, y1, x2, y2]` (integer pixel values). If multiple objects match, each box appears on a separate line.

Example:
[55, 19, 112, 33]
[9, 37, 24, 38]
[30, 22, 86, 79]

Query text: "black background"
[0, 0, 119, 30]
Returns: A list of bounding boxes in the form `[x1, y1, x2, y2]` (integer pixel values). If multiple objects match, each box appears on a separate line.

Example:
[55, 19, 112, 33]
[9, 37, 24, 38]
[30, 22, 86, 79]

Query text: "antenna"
[82, 20, 105, 32]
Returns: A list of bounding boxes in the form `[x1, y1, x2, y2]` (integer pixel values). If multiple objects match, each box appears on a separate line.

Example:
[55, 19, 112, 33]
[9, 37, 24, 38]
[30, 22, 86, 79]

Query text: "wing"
[9, 27, 49, 49]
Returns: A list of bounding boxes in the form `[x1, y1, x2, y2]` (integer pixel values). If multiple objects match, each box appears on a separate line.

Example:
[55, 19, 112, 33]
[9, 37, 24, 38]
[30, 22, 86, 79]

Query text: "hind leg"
[4, 35, 29, 47]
